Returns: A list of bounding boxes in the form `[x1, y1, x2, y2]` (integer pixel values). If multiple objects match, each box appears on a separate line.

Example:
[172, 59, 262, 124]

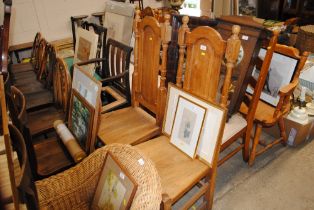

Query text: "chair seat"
[28, 106, 65, 136]
[25, 90, 54, 110]
[135, 136, 209, 203]
[10, 62, 34, 73]
[15, 81, 46, 95]
[97, 107, 159, 145]
[240, 95, 276, 125]
[101, 86, 128, 113]
[34, 137, 74, 177]
[222, 113, 247, 144]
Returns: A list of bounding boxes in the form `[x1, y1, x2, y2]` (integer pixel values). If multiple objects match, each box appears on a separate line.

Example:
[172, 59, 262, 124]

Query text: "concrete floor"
[214, 134, 314, 210]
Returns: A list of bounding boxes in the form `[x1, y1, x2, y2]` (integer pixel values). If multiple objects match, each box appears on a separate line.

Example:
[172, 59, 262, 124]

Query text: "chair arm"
[99, 71, 128, 84]
[76, 58, 106, 66]
[278, 80, 298, 96]
[35, 148, 106, 209]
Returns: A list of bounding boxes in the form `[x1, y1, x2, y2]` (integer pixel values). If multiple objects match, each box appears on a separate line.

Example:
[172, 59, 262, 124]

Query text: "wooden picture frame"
[74, 28, 99, 74]
[72, 65, 102, 153]
[68, 90, 95, 152]
[170, 96, 206, 158]
[92, 152, 138, 210]
[163, 83, 226, 166]
[247, 48, 298, 106]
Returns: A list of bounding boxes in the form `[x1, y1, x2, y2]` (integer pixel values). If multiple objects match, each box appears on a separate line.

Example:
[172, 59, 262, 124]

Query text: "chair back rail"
[176, 16, 241, 107]
[104, 38, 133, 103]
[133, 10, 171, 124]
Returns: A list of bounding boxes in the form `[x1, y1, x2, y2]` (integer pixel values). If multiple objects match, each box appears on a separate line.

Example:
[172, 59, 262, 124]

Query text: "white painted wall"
[8, 0, 165, 45]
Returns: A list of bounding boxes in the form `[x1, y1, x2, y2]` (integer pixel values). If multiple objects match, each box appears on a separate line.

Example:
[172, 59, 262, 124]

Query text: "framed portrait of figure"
[74, 28, 99, 74]
[163, 84, 226, 166]
[246, 48, 298, 106]
[91, 152, 137, 210]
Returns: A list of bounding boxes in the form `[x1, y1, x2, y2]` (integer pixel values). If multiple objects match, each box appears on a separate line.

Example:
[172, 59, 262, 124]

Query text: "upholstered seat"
[222, 113, 247, 144]
[136, 136, 209, 203]
[98, 107, 159, 145]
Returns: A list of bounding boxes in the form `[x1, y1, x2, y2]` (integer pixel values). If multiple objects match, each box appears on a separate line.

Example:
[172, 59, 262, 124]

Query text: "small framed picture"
[163, 83, 226, 166]
[170, 96, 206, 158]
[92, 152, 138, 210]
[68, 90, 95, 153]
[247, 48, 298, 106]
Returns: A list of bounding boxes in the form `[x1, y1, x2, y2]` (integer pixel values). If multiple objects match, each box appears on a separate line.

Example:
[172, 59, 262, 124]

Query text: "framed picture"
[74, 28, 99, 74]
[72, 65, 102, 108]
[68, 90, 95, 152]
[163, 84, 226, 166]
[246, 48, 298, 106]
[92, 152, 137, 210]
[170, 96, 206, 158]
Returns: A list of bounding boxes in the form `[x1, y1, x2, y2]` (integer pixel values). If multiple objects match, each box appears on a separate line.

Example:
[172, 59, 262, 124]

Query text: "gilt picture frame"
[164, 84, 226, 165]
[92, 152, 138, 210]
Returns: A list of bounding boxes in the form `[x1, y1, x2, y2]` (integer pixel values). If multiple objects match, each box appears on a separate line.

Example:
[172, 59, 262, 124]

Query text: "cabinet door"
[283, 0, 300, 14]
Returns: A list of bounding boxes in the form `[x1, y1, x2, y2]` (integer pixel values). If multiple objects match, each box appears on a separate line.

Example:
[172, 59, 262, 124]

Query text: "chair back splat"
[133, 10, 171, 125]
[176, 16, 241, 108]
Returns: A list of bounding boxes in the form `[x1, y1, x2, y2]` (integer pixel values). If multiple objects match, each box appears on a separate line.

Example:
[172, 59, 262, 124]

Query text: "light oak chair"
[240, 43, 309, 166]
[97, 11, 171, 146]
[135, 16, 241, 209]
[218, 30, 281, 166]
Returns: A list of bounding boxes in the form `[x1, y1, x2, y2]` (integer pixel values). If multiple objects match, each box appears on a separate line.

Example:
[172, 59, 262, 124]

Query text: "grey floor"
[214, 133, 314, 210]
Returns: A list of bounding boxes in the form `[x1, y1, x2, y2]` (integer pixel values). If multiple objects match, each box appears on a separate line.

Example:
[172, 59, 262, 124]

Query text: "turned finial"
[232, 25, 240, 35]
[182, 15, 189, 26]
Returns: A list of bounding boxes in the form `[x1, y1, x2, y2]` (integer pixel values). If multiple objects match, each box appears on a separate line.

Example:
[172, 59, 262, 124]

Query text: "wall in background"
[9, 0, 164, 46]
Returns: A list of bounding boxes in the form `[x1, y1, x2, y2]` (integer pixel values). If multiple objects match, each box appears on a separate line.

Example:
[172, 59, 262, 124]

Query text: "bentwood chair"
[218, 29, 281, 165]
[136, 16, 241, 209]
[97, 11, 171, 146]
[240, 44, 309, 166]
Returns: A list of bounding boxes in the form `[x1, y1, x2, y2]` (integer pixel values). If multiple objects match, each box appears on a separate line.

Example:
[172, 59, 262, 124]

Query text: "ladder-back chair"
[97, 11, 171, 146]
[240, 43, 309, 166]
[136, 16, 241, 210]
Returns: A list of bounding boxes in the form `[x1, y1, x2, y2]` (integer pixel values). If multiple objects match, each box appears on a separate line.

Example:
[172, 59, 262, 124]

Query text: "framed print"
[246, 48, 298, 106]
[163, 84, 226, 166]
[72, 65, 102, 108]
[170, 96, 206, 158]
[92, 152, 137, 210]
[68, 90, 95, 153]
[74, 28, 99, 74]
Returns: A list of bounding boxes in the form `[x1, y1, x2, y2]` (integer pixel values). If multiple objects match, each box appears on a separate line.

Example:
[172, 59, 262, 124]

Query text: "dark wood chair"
[97, 11, 171, 146]
[136, 16, 241, 210]
[8, 123, 39, 209]
[77, 38, 133, 113]
[240, 44, 309, 166]
[70, 15, 88, 50]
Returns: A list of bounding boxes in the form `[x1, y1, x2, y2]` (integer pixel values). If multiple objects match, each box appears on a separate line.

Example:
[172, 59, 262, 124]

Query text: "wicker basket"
[295, 25, 314, 53]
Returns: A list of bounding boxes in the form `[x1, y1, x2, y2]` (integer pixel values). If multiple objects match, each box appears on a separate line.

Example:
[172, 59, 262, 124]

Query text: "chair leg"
[278, 117, 287, 146]
[248, 124, 262, 166]
[162, 194, 172, 210]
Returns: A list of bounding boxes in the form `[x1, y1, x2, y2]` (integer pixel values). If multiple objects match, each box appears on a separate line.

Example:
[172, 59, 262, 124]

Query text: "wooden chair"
[9, 32, 42, 76]
[97, 11, 171, 146]
[240, 44, 309, 166]
[70, 15, 88, 50]
[77, 38, 133, 113]
[135, 16, 241, 209]
[218, 30, 280, 166]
